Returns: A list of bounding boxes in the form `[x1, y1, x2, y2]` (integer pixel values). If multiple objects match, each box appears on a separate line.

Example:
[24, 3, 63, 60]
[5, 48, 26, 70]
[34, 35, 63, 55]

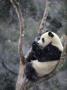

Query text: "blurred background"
[0, 0, 67, 90]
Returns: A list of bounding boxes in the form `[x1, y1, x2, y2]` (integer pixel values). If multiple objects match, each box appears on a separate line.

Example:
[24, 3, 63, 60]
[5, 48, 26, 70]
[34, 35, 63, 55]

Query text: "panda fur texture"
[25, 31, 63, 81]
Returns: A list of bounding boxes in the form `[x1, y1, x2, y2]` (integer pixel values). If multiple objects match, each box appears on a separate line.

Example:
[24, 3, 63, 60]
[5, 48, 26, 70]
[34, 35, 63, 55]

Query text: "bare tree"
[9, 0, 67, 89]
[10, 0, 62, 90]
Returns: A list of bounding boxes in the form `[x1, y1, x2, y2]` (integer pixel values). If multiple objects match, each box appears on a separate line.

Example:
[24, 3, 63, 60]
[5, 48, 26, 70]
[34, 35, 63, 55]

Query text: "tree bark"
[38, 0, 48, 34]
[10, 0, 26, 90]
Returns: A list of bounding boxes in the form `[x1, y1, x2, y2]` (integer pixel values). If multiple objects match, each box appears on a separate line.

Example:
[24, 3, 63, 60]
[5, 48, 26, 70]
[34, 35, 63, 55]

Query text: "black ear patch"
[48, 32, 54, 37]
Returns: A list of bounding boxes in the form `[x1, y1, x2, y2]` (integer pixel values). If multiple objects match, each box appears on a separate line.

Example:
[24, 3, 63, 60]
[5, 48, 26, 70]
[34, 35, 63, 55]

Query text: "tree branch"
[10, 0, 27, 90]
[38, 0, 48, 34]
[10, 0, 25, 65]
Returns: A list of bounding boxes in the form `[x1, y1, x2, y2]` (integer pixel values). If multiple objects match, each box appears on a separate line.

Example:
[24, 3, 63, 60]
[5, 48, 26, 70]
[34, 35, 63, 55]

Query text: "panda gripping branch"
[25, 31, 63, 81]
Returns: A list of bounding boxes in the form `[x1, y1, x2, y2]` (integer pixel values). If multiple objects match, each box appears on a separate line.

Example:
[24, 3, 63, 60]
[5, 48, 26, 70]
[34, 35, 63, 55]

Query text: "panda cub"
[25, 31, 63, 81]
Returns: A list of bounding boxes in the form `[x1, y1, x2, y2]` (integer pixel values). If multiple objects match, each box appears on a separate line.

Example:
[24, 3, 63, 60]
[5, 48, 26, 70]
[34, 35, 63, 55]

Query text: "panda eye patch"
[42, 38, 45, 43]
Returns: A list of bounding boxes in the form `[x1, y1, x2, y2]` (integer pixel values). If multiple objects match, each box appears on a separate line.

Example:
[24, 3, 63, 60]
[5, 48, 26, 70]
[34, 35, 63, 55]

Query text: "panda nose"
[32, 41, 39, 51]
[32, 41, 39, 46]
[32, 41, 38, 48]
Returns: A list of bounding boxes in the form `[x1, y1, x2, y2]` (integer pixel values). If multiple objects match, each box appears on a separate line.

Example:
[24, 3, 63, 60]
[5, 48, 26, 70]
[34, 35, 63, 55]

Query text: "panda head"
[37, 31, 63, 52]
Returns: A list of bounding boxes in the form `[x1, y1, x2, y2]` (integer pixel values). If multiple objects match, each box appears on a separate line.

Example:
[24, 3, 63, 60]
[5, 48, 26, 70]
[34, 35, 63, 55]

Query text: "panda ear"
[48, 32, 54, 38]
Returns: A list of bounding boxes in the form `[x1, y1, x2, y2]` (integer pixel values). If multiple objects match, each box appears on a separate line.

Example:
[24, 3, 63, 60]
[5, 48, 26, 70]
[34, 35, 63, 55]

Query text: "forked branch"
[10, 0, 25, 64]
[10, 0, 48, 64]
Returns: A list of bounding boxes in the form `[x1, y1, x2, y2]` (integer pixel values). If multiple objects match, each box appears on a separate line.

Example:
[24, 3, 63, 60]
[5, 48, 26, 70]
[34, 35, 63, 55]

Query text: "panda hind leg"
[25, 63, 38, 81]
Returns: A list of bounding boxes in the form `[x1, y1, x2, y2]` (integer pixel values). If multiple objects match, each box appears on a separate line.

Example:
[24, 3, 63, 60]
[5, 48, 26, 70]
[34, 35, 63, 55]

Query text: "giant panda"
[25, 31, 63, 81]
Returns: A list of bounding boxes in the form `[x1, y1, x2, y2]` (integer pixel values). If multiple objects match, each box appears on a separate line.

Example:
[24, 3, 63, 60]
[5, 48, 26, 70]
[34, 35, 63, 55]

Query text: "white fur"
[38, 32, 63, 52]
[32, 60, 58, 76]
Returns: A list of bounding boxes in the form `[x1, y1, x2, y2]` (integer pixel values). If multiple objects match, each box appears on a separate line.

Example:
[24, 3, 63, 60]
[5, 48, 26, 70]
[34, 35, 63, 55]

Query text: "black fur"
[25, 63, 38, 81]
[48, 32, 54, 37]
[32, 41, 61, 62]
[26, 51, 36, 62]
[26, 41, 42, 62]
[26, 41, 62, 62]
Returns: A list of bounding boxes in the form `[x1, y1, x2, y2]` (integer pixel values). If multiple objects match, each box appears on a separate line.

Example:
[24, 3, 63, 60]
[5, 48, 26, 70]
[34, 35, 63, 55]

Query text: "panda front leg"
[24, 63, 38, 81]
[26, 49, 37, 62]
